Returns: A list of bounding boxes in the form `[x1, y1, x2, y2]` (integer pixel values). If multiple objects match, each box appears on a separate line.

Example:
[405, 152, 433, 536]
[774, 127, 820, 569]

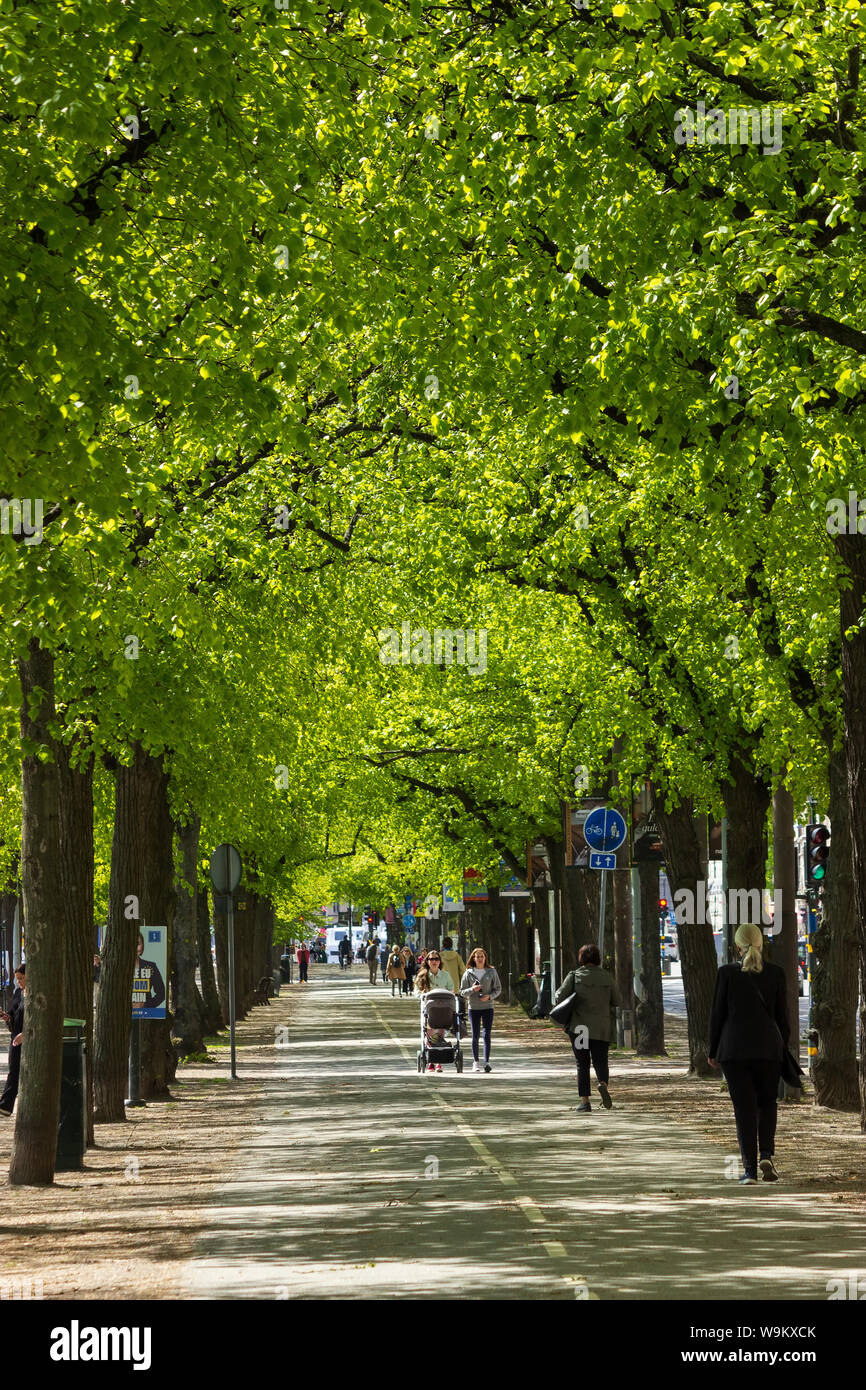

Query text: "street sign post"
[210, 843, 242, 1079]
[583, 809, 627, 958]
[589, 851, 616, 870]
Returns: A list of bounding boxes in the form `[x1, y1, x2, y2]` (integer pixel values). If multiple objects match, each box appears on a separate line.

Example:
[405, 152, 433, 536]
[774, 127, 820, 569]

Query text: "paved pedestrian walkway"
[185, 968, 864, 1300]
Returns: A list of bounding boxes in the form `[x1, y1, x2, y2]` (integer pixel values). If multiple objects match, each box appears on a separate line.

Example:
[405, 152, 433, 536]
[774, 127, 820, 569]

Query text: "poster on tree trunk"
[132, 927, 167, 1019]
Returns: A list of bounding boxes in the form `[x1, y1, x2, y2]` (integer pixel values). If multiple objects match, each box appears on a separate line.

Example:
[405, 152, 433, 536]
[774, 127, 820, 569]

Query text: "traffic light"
[806, 823, 830, 887]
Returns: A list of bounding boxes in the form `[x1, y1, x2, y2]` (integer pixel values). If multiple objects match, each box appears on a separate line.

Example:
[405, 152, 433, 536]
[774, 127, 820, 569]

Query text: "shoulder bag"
[743, 968, 804, 1089]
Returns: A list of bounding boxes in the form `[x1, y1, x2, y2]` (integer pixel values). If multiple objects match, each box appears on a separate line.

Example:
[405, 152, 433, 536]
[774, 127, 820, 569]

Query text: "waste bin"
[513, 975, 538, 1016]
[279, 953, 291, 983]
[56, 1018, 86, 1172]
[531, 968, 552, 1018]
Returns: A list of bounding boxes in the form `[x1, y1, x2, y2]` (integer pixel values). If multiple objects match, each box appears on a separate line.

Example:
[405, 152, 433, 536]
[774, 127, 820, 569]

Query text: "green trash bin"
[56, 1018, 86, 1172]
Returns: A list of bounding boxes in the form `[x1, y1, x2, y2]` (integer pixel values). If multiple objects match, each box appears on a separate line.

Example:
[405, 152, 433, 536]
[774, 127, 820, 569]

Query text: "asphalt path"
[186, 968, 861, 1301]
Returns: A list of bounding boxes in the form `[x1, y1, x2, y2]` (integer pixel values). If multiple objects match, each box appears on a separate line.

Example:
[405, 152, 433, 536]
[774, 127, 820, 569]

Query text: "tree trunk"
[834, 526, 866, 1129]
[213, 898, 229, 1026]
[138, 757, 177, 1099]
[56, 740, 95, 1147]
[172, 815, 205, 1058]
[722, 754, 771, 955]
[653, 789, 717, 1074]
[196, 887, 222, 1034]
[613, 868, 634, 1023]
[93, 745, 171, 1121]
[811, 747, 859, 1109]
[10, 640, 66, 1186]
[635, 859, 666, 1055]
[772, 785, 801, 1101]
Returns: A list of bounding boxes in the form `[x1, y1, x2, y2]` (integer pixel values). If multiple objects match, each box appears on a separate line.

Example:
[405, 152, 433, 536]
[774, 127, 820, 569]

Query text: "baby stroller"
[417, 988, 464, 1073]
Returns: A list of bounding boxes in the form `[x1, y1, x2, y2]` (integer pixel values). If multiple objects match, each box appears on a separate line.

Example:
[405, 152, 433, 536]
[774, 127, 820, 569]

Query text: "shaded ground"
[0, 965, 863, 1300]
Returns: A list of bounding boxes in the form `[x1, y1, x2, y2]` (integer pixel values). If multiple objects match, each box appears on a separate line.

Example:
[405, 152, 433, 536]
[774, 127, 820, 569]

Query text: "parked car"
[660, 933, 679, 963]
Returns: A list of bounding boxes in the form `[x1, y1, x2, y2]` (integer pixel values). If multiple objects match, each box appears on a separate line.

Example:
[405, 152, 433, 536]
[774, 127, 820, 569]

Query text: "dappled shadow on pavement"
[186, 969, 866, 1301]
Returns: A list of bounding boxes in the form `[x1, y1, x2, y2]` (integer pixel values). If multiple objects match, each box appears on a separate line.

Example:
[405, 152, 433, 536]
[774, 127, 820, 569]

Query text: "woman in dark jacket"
[553, 944, 618, 1113]
[709, 923, 788, 1184]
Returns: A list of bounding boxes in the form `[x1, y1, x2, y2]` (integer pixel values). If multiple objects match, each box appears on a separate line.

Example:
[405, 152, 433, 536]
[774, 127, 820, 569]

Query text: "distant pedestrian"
[296, 943, 310, 984]
[338, 937, 351, 970]
[709, 923, 788, 1185]
[554, 944, 618, 1113]
[379, 941, 389, 983]
[439, 937, 465, 993]
[0, 965, 25, 1117]
[366, 939, 379, 984]
[386, 947, 406, 996]
[401, 945, 416, 995]
[459, 948, 501, 1074]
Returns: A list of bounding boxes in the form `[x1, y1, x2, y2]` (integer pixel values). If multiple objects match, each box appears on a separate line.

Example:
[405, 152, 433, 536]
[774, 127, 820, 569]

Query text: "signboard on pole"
[583, 807, 627, 857]
[462, 869, 488, 902]
[132, 927, 167, 1019]
[564, 798, 606, 867]
[527, 841, 553, 888]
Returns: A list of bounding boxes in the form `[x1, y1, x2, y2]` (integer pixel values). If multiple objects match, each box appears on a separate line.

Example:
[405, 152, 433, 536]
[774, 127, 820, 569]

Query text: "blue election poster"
[132, 927, 167, 1020]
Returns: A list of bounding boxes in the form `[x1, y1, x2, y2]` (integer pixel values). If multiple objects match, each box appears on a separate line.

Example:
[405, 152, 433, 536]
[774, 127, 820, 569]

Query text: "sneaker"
[426, 1064, 435, 1072]
[435, 1064, 443, 1072]
[472, 1062, 481, 1073]
[760, 1158, 779, 1182]
[575, 1101, 592, 1113]
[739, 1173, 759, 1185]
[484, 1063, 492, 1073]
[598, 1082, 613, 1110]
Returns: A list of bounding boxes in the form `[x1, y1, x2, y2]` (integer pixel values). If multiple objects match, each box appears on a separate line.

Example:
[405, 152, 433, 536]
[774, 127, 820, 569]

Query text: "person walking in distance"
[338, 935, 351, 970]
[378, 939, 390, 984]
[439, 936, 465, 993]
[401, 944, 416, 996]
[459, 948, 501, 1073]
[554, 944, 619, 1113]
[0, 964, 25, 1117]
[366, 938, 379, 985]
[296, 942, 310, 984]
[709, 923, 788, 1184]
[386, 946, 406, 996]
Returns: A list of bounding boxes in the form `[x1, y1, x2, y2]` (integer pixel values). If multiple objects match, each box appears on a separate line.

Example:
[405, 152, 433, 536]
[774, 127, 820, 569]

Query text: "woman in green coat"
[553, 943, 619, 1113]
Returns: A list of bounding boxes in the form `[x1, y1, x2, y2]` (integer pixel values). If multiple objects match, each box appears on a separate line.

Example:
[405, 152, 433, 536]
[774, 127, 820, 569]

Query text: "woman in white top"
[415, 952, 455, 1072]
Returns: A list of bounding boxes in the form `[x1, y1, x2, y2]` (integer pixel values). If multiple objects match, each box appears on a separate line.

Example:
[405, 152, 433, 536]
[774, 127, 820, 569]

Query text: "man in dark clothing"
[709, 924, 788, 1184]
[365, 939, 379, 984]
[0, 965, 25, 1116]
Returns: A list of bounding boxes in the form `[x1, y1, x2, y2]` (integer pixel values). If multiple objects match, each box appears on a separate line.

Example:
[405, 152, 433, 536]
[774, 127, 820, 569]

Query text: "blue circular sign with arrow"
[583, 807, 627, 854]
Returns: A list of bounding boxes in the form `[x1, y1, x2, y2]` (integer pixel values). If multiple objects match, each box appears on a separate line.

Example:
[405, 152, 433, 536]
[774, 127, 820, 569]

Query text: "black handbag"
[549, 975, 578, 1029]
[744, 969, 804, 1089]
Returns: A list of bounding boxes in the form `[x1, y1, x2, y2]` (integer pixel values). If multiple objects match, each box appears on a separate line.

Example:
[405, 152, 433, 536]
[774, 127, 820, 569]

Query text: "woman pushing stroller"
[415, 952, 456, 1071]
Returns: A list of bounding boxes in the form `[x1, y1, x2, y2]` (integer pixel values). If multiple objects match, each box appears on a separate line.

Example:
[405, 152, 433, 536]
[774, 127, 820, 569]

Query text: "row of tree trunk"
[9, 640, 276, 1183]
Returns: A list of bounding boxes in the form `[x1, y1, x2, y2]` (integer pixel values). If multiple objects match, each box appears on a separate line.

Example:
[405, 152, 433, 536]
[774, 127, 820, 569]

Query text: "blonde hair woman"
[459, 947, 501, 1074]
[708, 924, 789, 1184]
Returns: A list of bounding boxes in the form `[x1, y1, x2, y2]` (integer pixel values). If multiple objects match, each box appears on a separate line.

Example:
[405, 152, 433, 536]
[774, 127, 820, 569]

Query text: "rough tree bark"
[722, 754, 771, 957]
[213, 897, 229, 1027]
[196, 887, 223, 1034]
[636, 858, 666, 1055]
[834, 527, 866, 1130]
[652, 789, 717, 1075]
[613, 868, 634, 1023]
[56, 739, 95, 1147]
[10, 640, 67, 1186]
[93, 745, 172, 1121]
[172, 815, 206, 1057]
[811, 747, 859, 1109]
[772, 785, 801, 1103]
